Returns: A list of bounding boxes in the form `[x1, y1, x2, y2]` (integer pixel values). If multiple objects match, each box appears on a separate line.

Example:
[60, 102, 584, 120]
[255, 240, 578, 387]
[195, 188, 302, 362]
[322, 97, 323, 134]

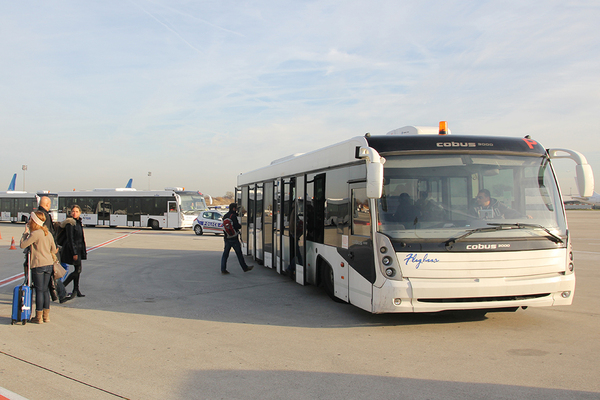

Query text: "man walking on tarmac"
[36, 196, 62, 302]
[220, 203, 253, 275]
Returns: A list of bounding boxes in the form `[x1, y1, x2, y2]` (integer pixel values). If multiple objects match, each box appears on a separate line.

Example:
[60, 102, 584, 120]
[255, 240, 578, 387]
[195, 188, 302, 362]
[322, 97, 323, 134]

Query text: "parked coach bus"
[57, 188, 207, 229]
[0, 191, 58, 223]
[236, 122, 594, 314]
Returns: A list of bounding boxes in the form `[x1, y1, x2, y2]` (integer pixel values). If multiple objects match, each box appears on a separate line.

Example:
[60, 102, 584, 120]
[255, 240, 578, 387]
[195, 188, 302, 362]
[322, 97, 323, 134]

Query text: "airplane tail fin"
[125, 179, 133, 188]
[7, 174, 16, 191]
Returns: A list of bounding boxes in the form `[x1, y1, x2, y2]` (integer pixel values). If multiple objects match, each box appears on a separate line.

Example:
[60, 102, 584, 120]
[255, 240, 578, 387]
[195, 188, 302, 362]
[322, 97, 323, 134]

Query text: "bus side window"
[352, 188, 371, 237]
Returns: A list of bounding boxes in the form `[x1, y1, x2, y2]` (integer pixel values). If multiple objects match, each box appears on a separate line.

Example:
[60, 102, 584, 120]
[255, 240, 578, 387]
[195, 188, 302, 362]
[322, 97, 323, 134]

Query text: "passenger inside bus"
[415, 191, 445, 222]
[394, 193, 421, 227]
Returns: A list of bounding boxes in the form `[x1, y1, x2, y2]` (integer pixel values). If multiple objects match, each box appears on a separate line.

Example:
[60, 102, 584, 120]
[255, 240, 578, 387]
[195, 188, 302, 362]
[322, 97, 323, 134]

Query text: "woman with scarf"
[20, 211, 57, 323]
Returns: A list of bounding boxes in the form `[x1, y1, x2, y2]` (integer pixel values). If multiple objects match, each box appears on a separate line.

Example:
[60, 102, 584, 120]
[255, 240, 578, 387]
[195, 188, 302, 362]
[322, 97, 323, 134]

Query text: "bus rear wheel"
[150, 220, 160, 230]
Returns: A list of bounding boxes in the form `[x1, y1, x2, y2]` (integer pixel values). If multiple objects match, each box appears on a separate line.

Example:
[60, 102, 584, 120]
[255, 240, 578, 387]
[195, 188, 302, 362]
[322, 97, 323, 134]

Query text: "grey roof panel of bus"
[237, 136, 370, 186]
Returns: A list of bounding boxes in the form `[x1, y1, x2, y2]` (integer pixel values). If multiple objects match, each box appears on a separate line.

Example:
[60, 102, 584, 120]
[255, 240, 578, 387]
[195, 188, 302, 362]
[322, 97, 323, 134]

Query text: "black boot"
[49, 279, 58, 301]
[75, 289, 85, 298]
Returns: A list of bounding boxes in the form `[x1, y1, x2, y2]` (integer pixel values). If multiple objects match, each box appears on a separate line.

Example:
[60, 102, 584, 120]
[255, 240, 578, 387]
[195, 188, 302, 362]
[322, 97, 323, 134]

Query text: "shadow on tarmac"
[179, 369, 600, 400]
[1, 246, 495, 329]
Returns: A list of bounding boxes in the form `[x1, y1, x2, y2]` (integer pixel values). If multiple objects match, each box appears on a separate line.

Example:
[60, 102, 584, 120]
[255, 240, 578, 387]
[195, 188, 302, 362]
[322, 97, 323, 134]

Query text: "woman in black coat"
[61, 205, 87, 301]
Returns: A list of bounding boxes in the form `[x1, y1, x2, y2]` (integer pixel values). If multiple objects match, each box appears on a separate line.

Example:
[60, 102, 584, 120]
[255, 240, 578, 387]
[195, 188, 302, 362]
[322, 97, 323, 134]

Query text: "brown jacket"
[20, 229, 57, 268]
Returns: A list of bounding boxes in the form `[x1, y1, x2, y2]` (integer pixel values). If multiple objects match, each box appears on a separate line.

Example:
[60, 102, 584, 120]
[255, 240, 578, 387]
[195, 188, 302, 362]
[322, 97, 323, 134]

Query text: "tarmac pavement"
[0, 211, 599, 399]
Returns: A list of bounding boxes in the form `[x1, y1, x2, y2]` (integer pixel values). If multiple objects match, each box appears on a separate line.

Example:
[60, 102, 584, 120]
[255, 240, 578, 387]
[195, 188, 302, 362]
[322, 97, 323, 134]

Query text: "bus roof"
[365, 134, 547, 155]
[238, 136, 369, 186]
[237, 134, 547, 186]
[57, 190, 178, 198]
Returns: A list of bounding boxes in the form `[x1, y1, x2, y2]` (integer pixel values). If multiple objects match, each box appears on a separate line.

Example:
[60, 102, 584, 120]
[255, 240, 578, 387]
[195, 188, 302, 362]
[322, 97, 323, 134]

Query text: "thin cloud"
[0, 1, 599, 195]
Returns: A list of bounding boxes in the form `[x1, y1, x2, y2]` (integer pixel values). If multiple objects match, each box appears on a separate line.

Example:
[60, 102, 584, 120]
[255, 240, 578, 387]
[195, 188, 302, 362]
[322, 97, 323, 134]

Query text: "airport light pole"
[22, 165, 27, 191]
[148, 172, 151, 190]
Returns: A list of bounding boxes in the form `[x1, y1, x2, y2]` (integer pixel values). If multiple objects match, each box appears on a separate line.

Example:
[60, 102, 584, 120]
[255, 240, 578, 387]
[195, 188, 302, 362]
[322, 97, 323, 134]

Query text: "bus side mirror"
[548, 148, 595, 197]
[367, 162, 384, 199]
[576, 164, 595, 197]
[358, 146, 385, 199]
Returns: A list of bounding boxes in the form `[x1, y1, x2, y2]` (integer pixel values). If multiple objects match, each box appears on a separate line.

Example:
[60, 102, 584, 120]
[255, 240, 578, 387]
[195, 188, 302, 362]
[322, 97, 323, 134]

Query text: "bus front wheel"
[320, 261, 344, 303]
[150, 220, 160, 230]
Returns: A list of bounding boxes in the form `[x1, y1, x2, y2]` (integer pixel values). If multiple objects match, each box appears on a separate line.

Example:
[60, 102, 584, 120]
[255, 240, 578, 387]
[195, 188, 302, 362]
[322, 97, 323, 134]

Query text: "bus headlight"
[380, 246, 388, 254]
[568, 263, 574, 272]
[385, 268, 396, 277]
[382, 256, 392, 266]
[561, 291, 572, 298]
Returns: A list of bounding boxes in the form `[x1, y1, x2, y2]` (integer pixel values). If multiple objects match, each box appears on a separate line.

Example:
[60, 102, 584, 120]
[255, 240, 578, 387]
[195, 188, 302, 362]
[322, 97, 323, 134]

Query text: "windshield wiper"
[444, 225, 505, 247]
[444, 223, 563, 248]
[486, 223, 563, 244]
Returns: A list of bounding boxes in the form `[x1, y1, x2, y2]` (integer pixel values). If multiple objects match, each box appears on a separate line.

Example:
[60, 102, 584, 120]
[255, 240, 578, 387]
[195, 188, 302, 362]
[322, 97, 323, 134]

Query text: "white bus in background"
[236, 122, 595, 315]
[0, 191, 58, 223]
[57, 187, 208, 229]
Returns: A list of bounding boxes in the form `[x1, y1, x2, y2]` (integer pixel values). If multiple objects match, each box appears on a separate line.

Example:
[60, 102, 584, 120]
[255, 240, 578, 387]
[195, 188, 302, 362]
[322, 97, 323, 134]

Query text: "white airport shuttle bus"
[57, 188, 207, 229]
[0, 191, 58, 223]
[236, 122, 595, 314]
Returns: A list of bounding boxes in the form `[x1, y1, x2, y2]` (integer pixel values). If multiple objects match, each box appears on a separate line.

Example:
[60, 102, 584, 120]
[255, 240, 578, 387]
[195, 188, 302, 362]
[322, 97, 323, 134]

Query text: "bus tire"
[320, 260, 345, 303]
[194, 225, 203, 235]
[149, 220, 160, 230]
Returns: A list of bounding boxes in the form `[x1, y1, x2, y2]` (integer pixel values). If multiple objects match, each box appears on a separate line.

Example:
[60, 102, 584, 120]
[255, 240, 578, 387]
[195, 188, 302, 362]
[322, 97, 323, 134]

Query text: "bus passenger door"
[255, 184, 263, 263]
[347, 184, 374, 311]
[240, 187, 248, 255]
[167, 201, 178, 228]
[98, 199, 110, 226]
[293, 175, 306, 285]
[282, 178, 294, 275]
[248, 185, 255, 258]
[274, 180, 282, 273]
[263, 181, 274, 268]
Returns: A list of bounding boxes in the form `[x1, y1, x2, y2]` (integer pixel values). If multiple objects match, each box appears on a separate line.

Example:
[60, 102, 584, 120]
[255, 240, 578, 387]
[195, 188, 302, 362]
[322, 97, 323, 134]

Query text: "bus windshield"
[178, 193, 208, 215]
[377, 153, 566, 242]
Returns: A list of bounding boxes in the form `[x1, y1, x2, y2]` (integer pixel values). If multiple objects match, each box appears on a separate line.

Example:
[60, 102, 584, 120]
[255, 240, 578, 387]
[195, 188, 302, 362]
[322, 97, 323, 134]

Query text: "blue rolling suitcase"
[11, 253, 32, 325]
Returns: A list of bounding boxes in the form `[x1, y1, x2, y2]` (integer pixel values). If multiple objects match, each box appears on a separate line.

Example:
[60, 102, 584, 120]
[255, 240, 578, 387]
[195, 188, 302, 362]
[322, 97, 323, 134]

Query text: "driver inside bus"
[471, 189, 531, 220]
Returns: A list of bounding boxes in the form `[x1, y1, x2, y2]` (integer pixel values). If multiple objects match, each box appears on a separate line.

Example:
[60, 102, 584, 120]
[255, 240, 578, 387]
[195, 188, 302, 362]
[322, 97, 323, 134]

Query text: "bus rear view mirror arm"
[357, 146, 386, 199]
[547, 148, 595, 197]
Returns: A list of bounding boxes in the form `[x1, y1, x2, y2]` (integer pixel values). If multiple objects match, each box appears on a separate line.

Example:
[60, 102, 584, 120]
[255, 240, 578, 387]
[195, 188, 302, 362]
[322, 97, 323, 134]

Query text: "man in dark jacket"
[37, 196, 55, 238]
[37, 196, 61, 300]
[220, 203, 253, 275]
[61, 205, 87, 300]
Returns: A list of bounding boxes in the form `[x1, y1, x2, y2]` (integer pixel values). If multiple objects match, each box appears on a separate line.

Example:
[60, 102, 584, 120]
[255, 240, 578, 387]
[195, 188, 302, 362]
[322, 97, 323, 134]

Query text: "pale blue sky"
[1, 0, 599, 196]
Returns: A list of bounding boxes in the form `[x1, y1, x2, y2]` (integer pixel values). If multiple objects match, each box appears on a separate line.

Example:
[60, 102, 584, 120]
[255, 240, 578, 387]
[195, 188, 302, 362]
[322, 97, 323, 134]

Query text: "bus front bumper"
[371, 273, 575, 313]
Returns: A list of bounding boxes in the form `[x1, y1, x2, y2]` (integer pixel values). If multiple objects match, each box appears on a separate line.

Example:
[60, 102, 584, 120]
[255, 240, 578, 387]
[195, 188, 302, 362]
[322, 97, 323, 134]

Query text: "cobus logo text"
[436, 142, 476, 148]
[465, 243, 511, 250]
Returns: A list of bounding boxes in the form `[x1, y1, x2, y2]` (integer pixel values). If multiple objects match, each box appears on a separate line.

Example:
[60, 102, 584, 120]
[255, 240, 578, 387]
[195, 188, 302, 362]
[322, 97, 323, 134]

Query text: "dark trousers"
[63, 262, 82, 292]
[221, 238, 249, 272]
[55, 279, 68, 300]
[32, 265, 52, 311]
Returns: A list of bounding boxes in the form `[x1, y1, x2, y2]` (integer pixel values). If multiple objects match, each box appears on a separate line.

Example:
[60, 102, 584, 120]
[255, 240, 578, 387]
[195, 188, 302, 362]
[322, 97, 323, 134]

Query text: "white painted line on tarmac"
[0, 386, 29, 400]
[0, 273, 25, 288]
[86, 230, 141, 252]
[0, 231, 141, 288]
